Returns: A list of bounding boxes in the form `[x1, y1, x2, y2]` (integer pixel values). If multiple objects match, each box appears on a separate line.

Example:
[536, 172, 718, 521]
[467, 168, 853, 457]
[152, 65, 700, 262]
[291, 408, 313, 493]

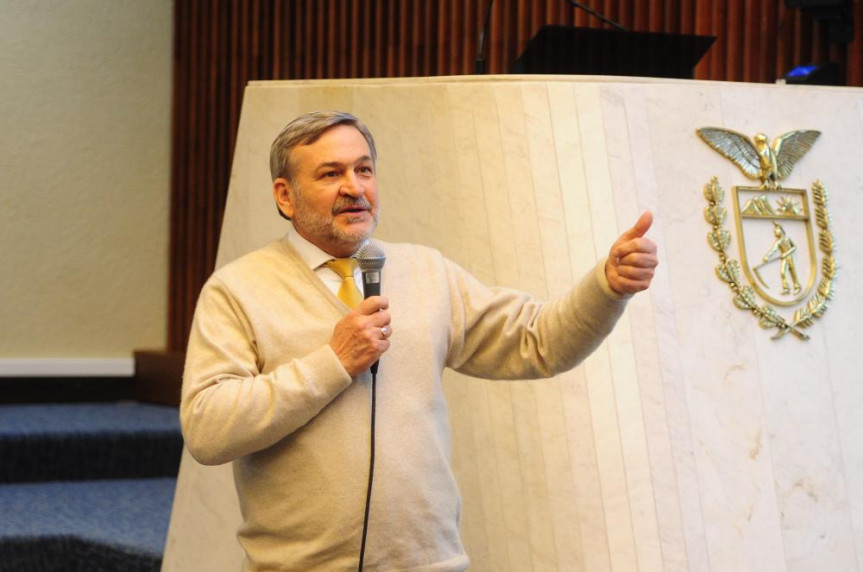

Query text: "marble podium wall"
[163, 76, 863, 572]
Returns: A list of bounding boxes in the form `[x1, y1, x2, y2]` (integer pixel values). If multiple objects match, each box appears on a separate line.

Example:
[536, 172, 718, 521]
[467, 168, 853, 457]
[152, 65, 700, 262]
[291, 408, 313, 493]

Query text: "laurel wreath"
[703, 177, 835, 340]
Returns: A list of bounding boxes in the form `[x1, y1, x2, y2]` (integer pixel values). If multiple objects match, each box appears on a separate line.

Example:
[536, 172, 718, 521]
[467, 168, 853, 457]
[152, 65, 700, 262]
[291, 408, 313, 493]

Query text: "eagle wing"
[773, 130, 821, 180]
[696, 127, 762, 180]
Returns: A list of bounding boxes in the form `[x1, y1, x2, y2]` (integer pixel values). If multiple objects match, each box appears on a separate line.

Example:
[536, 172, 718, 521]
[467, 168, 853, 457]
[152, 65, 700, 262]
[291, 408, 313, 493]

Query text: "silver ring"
[381, 325, 389, 339]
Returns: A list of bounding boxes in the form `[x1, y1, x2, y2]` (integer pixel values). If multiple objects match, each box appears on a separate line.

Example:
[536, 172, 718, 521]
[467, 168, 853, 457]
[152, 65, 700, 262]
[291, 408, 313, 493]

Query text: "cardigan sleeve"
[444, 257, 628, 380]
[180, 276, 353, 466]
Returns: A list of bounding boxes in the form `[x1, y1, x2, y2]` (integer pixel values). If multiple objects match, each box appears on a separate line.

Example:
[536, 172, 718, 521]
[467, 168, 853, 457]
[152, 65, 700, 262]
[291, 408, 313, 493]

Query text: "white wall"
[0, 0, 172, 360]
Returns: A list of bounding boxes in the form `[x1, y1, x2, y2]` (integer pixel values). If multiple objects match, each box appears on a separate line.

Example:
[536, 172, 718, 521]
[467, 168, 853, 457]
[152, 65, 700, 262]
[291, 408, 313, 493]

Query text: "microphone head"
[356, 240, 386, 272]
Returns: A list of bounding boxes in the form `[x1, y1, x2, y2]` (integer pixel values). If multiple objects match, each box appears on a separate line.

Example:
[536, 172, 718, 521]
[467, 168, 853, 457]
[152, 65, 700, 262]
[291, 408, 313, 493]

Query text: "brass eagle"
[696, 127, 821, 190]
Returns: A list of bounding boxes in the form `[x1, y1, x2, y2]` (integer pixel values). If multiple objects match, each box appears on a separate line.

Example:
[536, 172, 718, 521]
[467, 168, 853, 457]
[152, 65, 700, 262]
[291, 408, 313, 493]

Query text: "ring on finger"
[381, 325, 390, 339]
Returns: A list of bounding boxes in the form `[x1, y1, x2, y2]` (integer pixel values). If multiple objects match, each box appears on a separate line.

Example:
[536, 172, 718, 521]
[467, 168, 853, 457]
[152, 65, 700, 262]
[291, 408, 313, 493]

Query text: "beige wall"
[0, 0, 172, 359]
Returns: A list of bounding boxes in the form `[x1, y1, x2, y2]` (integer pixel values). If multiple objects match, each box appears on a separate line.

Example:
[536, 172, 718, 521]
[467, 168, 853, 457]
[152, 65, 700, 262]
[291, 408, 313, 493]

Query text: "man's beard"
[290, 190, 378, 249]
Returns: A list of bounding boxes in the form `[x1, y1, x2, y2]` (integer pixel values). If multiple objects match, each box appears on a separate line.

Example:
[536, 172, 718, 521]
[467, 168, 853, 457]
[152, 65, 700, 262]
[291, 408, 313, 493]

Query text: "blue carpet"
[0, 403, 182, 483]
[0, 402, 182, 570]
[0, 402, 180, 436]
[0, 478, 176, 571]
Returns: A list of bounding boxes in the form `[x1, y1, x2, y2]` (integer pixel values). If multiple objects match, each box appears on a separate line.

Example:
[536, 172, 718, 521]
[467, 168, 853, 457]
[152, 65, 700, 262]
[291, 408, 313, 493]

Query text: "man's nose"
[340, 172, 365, 196]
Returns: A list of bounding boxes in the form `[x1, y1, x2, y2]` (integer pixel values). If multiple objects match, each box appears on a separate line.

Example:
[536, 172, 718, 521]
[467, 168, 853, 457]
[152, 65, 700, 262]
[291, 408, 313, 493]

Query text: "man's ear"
[273, 178, 294, 220]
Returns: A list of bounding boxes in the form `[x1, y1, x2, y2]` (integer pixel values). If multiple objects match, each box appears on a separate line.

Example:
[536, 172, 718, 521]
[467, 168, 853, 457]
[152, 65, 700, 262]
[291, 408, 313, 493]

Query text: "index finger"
[354, 295, 389, 314]
[611, 236, 657, 259]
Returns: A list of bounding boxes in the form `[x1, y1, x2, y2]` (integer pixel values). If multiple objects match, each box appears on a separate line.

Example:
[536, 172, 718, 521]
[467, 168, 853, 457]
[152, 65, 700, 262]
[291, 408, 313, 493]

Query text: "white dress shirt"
[285, 225, 363, 298]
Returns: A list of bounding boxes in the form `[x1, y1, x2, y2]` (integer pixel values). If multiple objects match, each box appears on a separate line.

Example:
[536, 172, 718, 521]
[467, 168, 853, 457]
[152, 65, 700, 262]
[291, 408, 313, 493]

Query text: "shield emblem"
[732, 186, 817, 307]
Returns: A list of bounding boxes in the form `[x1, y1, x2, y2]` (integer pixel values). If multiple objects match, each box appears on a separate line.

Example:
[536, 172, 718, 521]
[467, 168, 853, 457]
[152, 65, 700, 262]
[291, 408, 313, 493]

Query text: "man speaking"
[181, 111, 658, 571]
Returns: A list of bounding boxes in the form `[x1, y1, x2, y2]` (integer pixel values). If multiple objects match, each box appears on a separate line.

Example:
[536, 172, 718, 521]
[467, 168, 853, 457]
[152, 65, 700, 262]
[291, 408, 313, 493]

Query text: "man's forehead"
[294, 125, 372, 165]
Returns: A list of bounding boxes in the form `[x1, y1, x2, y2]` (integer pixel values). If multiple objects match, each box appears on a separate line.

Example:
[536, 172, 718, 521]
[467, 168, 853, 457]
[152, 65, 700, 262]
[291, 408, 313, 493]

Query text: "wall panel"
[164, 75, 863, 572]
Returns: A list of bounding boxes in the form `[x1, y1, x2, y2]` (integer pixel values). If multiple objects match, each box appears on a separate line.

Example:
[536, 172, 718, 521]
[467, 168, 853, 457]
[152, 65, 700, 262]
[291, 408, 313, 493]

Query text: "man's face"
[274, 124, 379, 257]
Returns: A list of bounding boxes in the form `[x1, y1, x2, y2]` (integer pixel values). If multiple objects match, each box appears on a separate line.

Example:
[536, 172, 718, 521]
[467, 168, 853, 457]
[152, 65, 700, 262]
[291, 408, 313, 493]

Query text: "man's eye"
[323, 171, 339, 178]
[358, 166, 374, 175]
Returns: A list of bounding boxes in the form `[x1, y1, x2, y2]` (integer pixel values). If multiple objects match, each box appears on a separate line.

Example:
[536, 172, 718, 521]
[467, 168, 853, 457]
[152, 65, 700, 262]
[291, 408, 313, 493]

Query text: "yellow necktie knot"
[325, 258, 363, 308]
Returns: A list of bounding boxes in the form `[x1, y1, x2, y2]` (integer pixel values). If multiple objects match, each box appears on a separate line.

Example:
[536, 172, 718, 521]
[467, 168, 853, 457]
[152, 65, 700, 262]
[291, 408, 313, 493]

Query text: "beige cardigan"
[181, 237, 627, 571]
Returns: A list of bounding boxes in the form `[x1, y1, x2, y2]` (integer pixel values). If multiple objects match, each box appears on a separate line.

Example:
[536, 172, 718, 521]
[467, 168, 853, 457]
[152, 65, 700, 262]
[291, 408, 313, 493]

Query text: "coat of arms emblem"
[696, 127, 836, 340]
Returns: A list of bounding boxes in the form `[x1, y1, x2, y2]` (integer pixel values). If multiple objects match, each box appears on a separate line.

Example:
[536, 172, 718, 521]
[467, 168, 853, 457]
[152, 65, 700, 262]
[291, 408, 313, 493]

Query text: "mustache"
[332, 197, 373, 215]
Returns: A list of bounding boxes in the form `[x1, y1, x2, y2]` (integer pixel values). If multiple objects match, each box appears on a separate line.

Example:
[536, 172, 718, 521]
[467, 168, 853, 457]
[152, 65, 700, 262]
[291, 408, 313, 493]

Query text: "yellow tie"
[325, 258, 363, 308]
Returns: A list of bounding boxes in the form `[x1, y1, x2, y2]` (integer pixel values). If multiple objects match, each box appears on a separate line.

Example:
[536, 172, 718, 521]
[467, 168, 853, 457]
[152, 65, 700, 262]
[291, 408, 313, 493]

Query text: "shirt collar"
[285, 225, 366, 270]
[286, 225, 333, 271]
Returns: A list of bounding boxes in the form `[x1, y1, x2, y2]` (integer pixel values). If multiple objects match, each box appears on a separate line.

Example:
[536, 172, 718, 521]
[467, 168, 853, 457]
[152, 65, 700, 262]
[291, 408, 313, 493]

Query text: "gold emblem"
[697, 128, 836, 340]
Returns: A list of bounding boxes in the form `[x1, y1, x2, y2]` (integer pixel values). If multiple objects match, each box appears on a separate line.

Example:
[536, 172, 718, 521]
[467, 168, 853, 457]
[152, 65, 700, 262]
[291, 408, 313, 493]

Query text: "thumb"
[620, 211, 653, 240]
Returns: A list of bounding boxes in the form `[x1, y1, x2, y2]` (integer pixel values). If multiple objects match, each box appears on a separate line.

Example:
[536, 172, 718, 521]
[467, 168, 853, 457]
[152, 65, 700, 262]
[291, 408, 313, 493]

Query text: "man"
[762, 222, 801, 295]
[181, 111, 658, 571]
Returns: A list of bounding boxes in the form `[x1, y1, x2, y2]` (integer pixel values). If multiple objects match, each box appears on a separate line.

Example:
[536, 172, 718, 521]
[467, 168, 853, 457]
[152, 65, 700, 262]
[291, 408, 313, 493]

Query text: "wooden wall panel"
[169, 0, 863, 349]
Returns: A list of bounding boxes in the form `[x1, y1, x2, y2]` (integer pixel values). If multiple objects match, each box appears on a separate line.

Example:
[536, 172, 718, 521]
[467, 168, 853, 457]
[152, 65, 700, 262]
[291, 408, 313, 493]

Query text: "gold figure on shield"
[760, 223, 801, 295]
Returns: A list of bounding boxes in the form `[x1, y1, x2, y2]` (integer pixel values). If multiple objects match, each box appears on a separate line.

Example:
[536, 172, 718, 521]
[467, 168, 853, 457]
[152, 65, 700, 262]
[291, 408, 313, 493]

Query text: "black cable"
[357, 371, 377, 571]
[475, 0, 495, 74]
[563, 0, 627, 31]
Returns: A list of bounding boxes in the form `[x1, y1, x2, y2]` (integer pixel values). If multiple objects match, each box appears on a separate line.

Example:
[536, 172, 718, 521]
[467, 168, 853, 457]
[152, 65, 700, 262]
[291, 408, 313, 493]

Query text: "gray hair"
[269, 111, 377, 181]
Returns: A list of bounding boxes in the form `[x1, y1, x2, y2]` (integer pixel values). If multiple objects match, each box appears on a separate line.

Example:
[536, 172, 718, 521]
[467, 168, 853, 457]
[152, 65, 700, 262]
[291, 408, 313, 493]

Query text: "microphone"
[357, 240, 386, 298]
[356, 241, 386, 374]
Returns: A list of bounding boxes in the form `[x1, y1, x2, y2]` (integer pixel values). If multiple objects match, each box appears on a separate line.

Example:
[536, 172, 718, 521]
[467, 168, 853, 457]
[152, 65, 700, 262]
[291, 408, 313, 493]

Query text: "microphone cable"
[357, 370, 377, 571]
